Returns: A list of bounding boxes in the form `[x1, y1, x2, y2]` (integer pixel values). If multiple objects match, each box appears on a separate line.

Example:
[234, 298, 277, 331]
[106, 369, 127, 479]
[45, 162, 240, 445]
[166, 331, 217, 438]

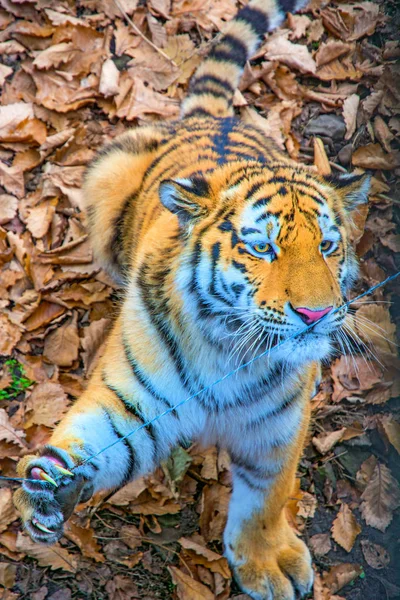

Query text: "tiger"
[14, 0, 370, 598]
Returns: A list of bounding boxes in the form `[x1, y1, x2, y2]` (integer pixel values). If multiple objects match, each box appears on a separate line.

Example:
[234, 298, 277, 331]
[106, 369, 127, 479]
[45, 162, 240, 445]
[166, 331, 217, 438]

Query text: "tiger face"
[160, 166, 370, 367]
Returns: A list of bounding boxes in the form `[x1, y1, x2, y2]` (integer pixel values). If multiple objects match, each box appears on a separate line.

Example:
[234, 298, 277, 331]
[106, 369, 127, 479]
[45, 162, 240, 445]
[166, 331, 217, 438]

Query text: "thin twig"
[113, 0, 177, 67]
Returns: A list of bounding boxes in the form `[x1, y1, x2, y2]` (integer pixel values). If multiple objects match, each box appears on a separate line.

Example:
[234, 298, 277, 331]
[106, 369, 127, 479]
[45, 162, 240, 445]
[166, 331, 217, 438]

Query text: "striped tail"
[181, 0, 308, 119]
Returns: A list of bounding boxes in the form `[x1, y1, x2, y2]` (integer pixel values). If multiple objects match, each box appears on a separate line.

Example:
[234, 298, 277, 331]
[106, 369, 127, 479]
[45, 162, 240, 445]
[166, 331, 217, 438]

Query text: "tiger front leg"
[13, 374, 136, 543]
[225, 418, 313, 599]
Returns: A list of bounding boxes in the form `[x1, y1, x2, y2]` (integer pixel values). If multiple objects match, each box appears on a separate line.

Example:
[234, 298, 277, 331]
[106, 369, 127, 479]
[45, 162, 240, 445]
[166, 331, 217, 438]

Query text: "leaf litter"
[0, 0, 399, 599]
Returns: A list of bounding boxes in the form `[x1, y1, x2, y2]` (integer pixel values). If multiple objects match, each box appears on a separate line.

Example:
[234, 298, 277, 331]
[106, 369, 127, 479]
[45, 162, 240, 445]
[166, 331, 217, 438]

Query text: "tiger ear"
[324, 172, 371, 212]
[159, 177, 211, 225]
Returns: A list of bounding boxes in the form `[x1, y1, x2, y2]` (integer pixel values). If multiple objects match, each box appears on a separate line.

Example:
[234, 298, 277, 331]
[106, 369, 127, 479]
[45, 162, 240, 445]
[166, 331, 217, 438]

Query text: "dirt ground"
[0, 0, 399, 599]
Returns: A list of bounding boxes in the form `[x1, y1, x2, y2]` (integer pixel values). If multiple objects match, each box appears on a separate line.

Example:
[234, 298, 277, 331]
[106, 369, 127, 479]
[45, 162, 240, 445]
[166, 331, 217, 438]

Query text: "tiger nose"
[292, 305, 333, 324]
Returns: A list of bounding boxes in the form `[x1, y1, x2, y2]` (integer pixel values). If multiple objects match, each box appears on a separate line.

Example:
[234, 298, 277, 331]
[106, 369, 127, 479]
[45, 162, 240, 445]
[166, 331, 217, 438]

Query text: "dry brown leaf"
[354, 305, 396, 361]
[32, 42, 79, 70]
[0, 64, 13, 87]
[168, 566, 214, 600]
[287, 14, 311, 39]
[179, 536, 230, 578]
[43, 313, 79, 367]
[0, 563, 17, 589]
[0, 408, 26, 448]
[343, 94, 360, 140]
[360, 540, 390, 569]
[99, 58, 120, 97]
[297, 491, 317, 519]
[379, 416, 400, 454]
[0, 102, 46, 145]
[331, 504, 361, 552]
[313, 137, 331, 175]
[120, 524, 142, 550]
[309, 533, 332, 556]
[199, 483, 230, 542]
[322, 563, 363, 595]
[352, 144, 400, 170]
[0, 314, 22, 356]
[264, 31, 316, 74]
[64, 519, 105, 562]
[313, 428, 346, 454]
[107, 73, 179, 120]
[315, 41, 352, 68]
[81, 317, 112, 375]
[16, 532, 77, 572]
[0, 195, 17, 225]
[360, 462, 400, 531]
[374, 115, 394, 153]
[25, 382, 68, 428]
[0, 489, 18, 533]
[25, 200, 57, 239]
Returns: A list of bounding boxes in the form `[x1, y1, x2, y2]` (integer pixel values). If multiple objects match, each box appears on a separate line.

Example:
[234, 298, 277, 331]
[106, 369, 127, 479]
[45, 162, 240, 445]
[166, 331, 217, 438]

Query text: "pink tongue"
[31, 457, 64, 480]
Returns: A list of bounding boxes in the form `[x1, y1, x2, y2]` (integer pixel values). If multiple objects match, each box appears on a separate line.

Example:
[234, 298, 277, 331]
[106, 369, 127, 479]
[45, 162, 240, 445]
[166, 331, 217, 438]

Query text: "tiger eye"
[253, 242, 272, 254]
[320, 240, 333, 253]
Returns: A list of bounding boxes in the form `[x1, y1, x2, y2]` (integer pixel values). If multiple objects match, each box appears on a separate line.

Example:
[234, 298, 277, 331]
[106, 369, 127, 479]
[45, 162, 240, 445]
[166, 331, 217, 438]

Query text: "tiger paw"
[227, 526, 313, 600]
[13, 446, 94, 544]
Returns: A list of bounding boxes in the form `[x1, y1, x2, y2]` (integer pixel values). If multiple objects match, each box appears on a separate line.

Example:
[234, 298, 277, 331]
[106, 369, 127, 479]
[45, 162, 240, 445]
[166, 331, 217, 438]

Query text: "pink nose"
[294, 306, 333, 325]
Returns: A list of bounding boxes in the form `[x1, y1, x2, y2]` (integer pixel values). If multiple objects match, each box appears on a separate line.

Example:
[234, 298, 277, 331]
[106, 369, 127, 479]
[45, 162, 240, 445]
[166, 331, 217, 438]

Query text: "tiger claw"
[31, 466, 58, 487]
[53, 464, 74, 477]
[32, 518, 54, 534]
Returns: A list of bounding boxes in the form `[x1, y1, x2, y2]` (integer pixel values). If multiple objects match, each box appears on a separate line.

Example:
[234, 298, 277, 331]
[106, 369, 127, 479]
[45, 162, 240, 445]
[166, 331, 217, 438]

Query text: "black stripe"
[103, 375, 157, 460]
[236, 5, 270, 38]
[233, 467, 271, 492]
[122, 340, 178, 415]
[232, 259, 247, 274]
[278, 0, 297, 12]
[245, 181, 264, 200]
[183, 107, 214, 119]
[191, 74, 234, 94]
[253, 196, 272, 209]
[209, 34, 248, 66]
[245, 389, 301, 431]
[102, 407, 136, 484]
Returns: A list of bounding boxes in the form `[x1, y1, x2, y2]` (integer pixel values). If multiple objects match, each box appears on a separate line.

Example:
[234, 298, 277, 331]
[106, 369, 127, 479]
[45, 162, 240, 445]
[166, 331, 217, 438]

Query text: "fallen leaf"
[43, 313, 79, 367]
[313, 137, 331, 175]
[199, 483, 230, 542]
[264, 31, 316, 74]
[331, 504, 361, 552]
[99, 58, 120, 97]
[297, 491, 317, 519]
[0, 409, 26, 448]
[352, 144, 400, 170]
[25, 382, 68, 428]
[0, 314, 22, 355]
[16, 532, 77, 572]
[322, 563, 363, 595]
[361, 540, 390, 569]
[354, 305, 397, 361]
[379, 416, 400, 454]
[169, 566, 214, 600]
[361, 462, 400, 531]
[0, 563, 17, 589]
[179, 536, 230, 578]
[0, 489, 18, 533]
[64, 520, 105, 562]
[343, 94, 360, 140]
[81, 317, 112, 375]
[315, 40, 352, 68]
[310, 533, 332, 556]
[0, 102, 46, 145]
[313, 428, 346, 454]
[374, 116, 394, 153]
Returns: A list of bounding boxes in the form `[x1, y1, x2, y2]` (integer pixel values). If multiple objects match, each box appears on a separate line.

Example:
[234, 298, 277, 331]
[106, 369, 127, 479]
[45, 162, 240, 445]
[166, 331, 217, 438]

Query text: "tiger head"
[160, 166, 370, 367]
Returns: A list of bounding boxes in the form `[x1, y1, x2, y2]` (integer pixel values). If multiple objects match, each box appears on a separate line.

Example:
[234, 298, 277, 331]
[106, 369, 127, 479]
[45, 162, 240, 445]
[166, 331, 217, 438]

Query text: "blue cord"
[1, 270, 399, 486]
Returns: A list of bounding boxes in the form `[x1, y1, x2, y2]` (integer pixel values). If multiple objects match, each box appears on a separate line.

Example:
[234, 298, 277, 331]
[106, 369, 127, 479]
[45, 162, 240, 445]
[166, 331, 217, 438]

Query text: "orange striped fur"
[15, 1, 370, 598]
